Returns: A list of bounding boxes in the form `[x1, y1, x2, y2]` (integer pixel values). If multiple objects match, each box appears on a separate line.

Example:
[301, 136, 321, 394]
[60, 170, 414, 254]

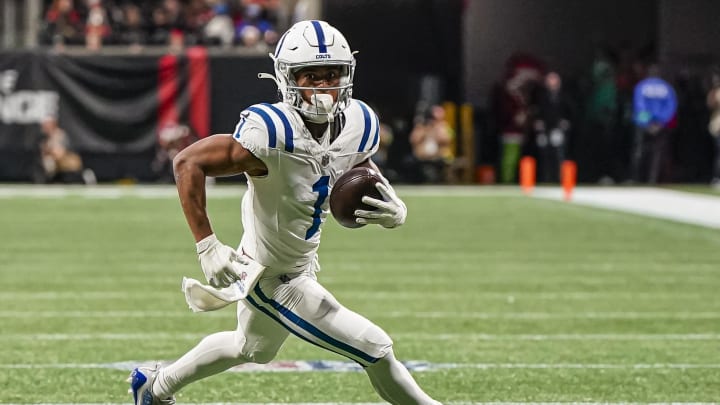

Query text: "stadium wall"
[0, 49, 276, 182]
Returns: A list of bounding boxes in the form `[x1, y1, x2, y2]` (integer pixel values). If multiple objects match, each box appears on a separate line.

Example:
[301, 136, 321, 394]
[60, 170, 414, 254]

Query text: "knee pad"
[358, 321, 394, 360]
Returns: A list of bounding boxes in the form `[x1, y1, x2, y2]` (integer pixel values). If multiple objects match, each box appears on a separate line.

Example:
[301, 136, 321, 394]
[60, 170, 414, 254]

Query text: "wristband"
[196, 234, 218, 254]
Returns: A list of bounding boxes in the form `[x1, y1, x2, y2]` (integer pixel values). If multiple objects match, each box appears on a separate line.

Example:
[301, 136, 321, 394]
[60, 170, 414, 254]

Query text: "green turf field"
[1, 186, 719, 403]
[665, 184, 720, 196]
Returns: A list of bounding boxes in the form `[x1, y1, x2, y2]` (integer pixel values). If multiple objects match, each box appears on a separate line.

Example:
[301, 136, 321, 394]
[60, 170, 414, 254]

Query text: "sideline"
[0, 184, 518, 199]
[532, 186, 720, 229]
[1, 184, 718, 229]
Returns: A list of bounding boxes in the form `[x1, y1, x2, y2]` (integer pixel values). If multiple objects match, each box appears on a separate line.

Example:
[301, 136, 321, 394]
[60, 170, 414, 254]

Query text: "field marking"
[2, 332, 720, 341]
[388, 311, 720, 320]
[2, 360, 720, 372]
[0, 184, 519, 199]
[3, 403, 716, 405]
[6, 275, 719, 290]
[2, 310, 720, 320]
[2, 185, 719, 230]
[533, 187, 720, 229]
[0, 291, 710, 301]
[0, 292, 131, 299]
[407, 333, 720, 341]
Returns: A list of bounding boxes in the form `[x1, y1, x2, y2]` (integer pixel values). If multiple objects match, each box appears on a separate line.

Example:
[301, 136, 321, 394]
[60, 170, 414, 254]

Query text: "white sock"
[365, 350, 441, 405]
[152, 331, 248, 397]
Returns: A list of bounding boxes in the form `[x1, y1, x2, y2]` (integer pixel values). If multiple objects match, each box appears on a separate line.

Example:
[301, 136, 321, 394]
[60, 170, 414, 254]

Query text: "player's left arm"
[353, 159, 407, 228]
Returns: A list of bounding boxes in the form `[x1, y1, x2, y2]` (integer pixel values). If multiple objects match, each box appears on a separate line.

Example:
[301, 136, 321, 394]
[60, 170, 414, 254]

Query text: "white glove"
[355, 181, 407, 228]
[196, 234, 249, 288]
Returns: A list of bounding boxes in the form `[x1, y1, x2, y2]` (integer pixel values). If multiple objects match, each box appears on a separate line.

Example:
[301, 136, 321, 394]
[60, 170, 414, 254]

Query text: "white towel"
[182, 259, 266, 312]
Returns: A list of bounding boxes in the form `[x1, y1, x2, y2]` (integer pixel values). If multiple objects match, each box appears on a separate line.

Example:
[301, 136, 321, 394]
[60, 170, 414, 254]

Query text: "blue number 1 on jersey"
[305, 175, 329, 239]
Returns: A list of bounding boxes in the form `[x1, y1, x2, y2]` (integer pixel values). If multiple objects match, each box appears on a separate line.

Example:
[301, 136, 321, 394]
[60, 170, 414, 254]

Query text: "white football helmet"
[258, 20, 356, 123]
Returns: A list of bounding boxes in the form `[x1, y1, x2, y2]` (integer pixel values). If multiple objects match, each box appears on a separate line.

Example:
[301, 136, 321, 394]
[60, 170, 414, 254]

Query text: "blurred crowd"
[39, 0, 306, 51]
[379, 44, 720, 186]
[32, 3, 720, 185]
[482, 45, 720, 185]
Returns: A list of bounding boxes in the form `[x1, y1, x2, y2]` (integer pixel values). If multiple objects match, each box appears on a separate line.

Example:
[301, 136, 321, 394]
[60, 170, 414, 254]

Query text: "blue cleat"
[127, 364, 175, 405]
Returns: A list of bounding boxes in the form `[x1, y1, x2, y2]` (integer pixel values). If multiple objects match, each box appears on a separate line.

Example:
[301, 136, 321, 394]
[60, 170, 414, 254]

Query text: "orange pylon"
[520, 156, 536, 195]
[561, 160, 577, 201]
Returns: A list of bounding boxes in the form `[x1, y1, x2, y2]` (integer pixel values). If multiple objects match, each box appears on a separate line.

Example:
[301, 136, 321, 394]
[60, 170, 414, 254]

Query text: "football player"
[128, 20, 441, 405]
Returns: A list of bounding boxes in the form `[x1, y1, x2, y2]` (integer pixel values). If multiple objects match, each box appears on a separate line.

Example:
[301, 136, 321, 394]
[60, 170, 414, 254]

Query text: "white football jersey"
[232, 99, 380, 274]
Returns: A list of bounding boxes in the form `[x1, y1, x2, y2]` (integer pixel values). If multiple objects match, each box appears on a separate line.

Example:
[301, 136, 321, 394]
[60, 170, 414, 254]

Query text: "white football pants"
[154, 269, 440, 404]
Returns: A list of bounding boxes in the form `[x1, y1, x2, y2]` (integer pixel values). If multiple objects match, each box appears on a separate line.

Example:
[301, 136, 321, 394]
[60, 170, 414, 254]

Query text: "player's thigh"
[247, 272, 392, 366]
[236, 286, 290, 362]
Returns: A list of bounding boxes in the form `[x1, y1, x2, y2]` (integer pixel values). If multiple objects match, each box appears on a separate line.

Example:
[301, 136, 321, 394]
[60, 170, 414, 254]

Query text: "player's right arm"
[172, 134, 267, 288]
[173, 134, 267, 242]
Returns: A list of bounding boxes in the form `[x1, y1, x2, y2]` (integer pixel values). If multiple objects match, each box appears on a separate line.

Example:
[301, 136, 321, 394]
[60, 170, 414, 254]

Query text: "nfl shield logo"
[321, 154, 330, 166]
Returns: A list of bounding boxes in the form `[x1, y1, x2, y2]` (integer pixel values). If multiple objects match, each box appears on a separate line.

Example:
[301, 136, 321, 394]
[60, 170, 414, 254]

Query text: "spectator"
[707, 69, 720, 186]
[147, 5, 172, 46]
[630, 67, 678, 184]
[146, 0, 187, 48]
[38, 116, 95, 184]
[238, 24, 263, 48]
[672, 67, 710, 184]
[168, 27, 185, 53]
[36, 0, 293, 50]
[163, 0, 190, 50]
[202, 2, 235, 47]
[40, 0, 85, 48]
[614, 44, 646, 182]
[163, 0, 186, 30]
[234, 0, 279, 48]
[584, 49, 619, 183]
[84, 0, 111, 51]
[184, 0, 213, 45]
[151, 123, 196, 183]
[531, 71, 576, 183]
[409, 105, 455, 183]
[494, 53, 544, 184]
[115, 3, 147, 50]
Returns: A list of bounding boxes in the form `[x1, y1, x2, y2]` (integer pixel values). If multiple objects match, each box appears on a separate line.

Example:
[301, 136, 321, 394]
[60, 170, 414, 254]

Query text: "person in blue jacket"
[631, 72, 677, 183]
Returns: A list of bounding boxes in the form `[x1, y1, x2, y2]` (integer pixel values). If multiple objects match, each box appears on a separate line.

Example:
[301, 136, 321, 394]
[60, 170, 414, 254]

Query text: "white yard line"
[407, 333, 720, 341]
[2, 333, 719, 341]
[2, 403, 715, 405]
[1, 361, 720, 371]
[533, 187, 720, 229]
[0, 184, 517, 199]
[2, 185, 718, 229]
[0, 310, 718, 320]
[0, 291, 709, 300]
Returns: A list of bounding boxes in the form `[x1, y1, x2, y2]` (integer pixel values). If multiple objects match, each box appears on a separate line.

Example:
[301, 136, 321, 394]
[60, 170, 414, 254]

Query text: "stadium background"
[1, 0, 720, 184]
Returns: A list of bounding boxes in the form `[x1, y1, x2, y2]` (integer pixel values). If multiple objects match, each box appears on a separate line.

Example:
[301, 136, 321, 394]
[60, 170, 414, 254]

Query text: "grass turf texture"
[0, 188, 719, 402]
[664, 184, 720, 197]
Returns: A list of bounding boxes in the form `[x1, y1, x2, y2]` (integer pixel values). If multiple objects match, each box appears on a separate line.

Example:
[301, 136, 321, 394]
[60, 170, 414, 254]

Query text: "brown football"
[330, 167, 384, 228]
